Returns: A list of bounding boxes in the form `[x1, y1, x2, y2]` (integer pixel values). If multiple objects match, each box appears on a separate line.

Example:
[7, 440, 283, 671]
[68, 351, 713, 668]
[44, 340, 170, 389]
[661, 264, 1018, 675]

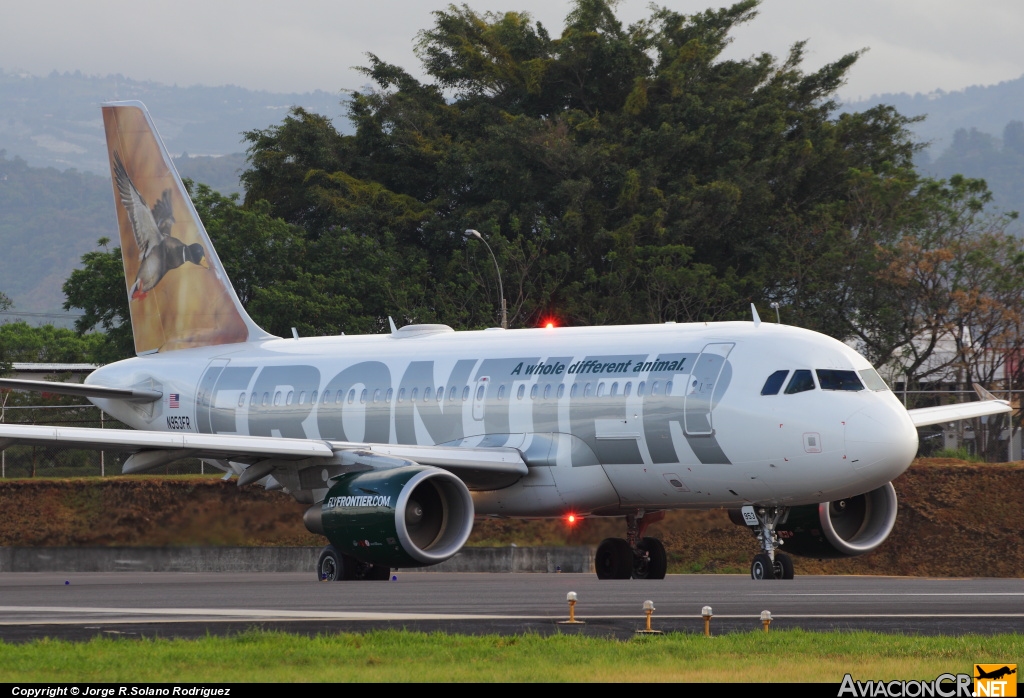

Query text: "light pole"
[463, 229, 508, 329]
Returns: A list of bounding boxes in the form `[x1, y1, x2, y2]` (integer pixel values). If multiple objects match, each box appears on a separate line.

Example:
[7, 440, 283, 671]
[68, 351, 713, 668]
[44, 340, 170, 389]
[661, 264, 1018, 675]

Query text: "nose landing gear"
[595, 510, 668, 579]
[747, 506, 794, 580]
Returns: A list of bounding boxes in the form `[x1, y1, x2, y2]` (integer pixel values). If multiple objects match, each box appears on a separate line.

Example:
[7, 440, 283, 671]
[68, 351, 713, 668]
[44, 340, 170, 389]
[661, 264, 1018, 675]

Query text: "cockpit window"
[858, 368, 890, 391]
[816, 369, 864, 391]
[761, 370, 789, 395]
[784, 369, 815, 394]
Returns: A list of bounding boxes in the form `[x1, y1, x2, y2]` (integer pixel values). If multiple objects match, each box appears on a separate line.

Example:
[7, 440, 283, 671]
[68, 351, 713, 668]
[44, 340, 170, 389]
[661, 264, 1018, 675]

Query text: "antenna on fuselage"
[750, 304, 761, 327]
[388, 316, 398, 334]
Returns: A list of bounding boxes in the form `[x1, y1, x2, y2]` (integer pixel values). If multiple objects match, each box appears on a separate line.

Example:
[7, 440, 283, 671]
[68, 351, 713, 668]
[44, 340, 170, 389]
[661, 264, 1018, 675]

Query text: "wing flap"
[907, 399, 1013, 428]
[329, 442, 528, 490]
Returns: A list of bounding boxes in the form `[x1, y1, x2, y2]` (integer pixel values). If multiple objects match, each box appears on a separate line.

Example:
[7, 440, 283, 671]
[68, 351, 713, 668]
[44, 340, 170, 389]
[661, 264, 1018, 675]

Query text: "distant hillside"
[843, 74, 1024, 158]
[0, 152, 112, 318]
[0, 68, 349, 175]
[844, 76, 1024, 231]
[0, 151, 246, 322]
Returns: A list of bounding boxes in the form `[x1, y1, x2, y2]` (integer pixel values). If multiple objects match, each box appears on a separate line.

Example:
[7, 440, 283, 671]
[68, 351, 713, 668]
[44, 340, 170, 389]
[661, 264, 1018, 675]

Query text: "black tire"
[773, 551, 795, 580]
[595, 538, 632, 579]
[633, 537, 668, 580]
[317, 545, 344, 581]
[751, 552, 775, 580]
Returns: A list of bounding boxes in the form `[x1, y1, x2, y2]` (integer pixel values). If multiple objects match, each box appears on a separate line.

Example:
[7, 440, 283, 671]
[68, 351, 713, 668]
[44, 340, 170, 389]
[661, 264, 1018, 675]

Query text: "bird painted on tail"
[112, 151, 207, 300]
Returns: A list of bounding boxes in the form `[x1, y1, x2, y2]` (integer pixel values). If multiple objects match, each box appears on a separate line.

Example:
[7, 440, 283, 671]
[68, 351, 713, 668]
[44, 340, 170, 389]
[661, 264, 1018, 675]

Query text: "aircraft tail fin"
[101, 101, 273, 355]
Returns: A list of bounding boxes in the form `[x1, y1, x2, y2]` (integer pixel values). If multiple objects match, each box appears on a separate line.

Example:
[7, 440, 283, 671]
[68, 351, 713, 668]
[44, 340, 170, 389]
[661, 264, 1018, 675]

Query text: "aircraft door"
[683, 343, 734, 435]
[195, 359, 230, 433]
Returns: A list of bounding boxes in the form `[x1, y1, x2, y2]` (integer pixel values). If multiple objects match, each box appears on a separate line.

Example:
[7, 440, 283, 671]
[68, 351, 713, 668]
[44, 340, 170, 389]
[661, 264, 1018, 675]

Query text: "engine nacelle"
[307, 465, 474, 568]
[729, 482, 898, 559]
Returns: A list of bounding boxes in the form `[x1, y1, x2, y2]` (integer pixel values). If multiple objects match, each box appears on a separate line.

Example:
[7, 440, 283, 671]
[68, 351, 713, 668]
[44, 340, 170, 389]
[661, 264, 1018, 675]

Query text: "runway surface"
[1, 572, 1022, 641]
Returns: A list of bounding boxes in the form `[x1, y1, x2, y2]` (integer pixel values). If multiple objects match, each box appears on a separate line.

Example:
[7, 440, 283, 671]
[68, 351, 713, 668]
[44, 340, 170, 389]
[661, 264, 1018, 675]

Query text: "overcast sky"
[2, 0, 1022, 101]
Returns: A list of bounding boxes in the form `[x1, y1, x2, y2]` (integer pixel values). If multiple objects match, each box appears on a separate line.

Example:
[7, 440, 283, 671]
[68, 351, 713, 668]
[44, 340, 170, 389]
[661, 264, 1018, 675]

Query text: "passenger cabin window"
[858, 368, 890, 391]
[816, 369, 864, 391]
[784, 370, 815, 394]
[761, 370, 789, 396]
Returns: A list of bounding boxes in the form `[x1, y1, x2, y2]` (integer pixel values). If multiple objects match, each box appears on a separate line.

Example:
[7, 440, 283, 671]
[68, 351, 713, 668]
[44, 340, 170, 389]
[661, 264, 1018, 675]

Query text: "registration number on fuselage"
[166, 415, 192, 431]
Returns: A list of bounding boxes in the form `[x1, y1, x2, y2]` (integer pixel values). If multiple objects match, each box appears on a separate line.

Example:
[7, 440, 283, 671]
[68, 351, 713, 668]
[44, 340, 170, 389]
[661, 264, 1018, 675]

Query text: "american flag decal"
[169, 393, 180, 409]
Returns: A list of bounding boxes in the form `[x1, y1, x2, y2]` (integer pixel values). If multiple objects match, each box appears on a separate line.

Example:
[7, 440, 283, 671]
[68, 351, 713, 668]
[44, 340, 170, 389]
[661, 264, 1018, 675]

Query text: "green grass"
[4, 629, 1021, 682]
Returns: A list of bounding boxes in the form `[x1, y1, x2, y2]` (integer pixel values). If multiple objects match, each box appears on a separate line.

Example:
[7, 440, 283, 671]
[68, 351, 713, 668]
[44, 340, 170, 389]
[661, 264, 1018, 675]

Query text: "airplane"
[0, 101, 1013, 582]
[975, 666, 1017, 681]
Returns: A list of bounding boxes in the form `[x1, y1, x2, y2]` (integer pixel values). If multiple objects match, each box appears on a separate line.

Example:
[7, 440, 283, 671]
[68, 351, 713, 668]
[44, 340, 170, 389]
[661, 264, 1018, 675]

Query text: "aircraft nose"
[844, 400, 918, 484]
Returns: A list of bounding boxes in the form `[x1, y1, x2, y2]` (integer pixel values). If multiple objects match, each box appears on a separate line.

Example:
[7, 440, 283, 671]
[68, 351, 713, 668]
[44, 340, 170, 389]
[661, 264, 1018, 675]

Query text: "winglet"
[974, 383, 1000, 402]
[750, 304, 761, 327]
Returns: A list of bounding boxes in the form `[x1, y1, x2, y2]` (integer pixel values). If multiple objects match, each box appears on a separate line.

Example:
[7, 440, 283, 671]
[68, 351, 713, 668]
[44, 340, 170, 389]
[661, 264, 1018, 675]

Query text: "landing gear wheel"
[595, 537, 632, 579]
[317, 545, 344, 581]
[773, 551, 794, 580]
[751, 552, 776, 580]
[633, 537, 667, 580]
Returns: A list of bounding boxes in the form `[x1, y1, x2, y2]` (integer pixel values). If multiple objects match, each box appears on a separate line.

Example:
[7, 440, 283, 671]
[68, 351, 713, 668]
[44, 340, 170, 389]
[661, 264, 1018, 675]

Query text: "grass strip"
[3, 629, 1022, 682]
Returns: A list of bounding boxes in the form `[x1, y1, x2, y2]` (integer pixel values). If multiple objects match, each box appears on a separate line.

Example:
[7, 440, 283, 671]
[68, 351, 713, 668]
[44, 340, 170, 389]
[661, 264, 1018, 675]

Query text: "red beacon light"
[565, 513, 581, 526]
[541, 317, 558, 329]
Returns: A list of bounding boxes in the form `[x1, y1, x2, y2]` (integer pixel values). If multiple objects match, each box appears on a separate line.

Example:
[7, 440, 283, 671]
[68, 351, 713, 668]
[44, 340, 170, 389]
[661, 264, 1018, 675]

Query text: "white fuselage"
[86, 321, 919, 517]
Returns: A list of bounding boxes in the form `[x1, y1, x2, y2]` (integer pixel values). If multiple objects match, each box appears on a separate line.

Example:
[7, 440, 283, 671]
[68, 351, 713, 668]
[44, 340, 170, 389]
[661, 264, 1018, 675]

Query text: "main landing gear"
[595, 510, 668, 580]
[317, 545, 391, 581]
[747, 506, 794, 580]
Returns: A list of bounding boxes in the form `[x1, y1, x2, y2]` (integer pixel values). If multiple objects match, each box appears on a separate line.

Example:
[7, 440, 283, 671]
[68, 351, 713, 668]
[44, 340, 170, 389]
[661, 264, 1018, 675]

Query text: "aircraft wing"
[0, 423, 332, 460]
[906, 399, 1013, 428]
[0, 423, 528, 490]
[0, 378, 161, 403]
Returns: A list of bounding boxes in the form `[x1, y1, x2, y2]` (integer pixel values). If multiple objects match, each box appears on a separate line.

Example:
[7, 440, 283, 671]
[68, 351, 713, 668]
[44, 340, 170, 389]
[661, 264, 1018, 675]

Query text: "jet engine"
[305, 465, 474, 568]
[730, 482, 898, 559]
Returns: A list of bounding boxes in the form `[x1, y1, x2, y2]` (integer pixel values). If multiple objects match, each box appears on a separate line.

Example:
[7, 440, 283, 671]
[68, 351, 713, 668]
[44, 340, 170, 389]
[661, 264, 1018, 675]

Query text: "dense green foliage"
[241, 0, 927, 335]
[0, 321, 106, 367]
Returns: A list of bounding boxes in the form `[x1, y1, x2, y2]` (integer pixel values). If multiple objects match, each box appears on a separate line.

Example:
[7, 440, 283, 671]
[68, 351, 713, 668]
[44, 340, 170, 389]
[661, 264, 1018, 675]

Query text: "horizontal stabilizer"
[907, 399, 1012, 428]
[0, 378, 161, 403]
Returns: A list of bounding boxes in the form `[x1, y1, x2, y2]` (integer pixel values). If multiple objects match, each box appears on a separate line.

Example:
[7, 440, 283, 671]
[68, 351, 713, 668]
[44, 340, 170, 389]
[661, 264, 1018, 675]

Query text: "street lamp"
[463, 229, 508, 329]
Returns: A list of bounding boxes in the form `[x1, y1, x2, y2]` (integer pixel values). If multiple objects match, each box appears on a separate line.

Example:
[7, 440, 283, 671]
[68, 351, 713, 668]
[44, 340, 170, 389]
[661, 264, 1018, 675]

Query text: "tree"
[62, 238, 134, 363]
[243, 0, 922, 331]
